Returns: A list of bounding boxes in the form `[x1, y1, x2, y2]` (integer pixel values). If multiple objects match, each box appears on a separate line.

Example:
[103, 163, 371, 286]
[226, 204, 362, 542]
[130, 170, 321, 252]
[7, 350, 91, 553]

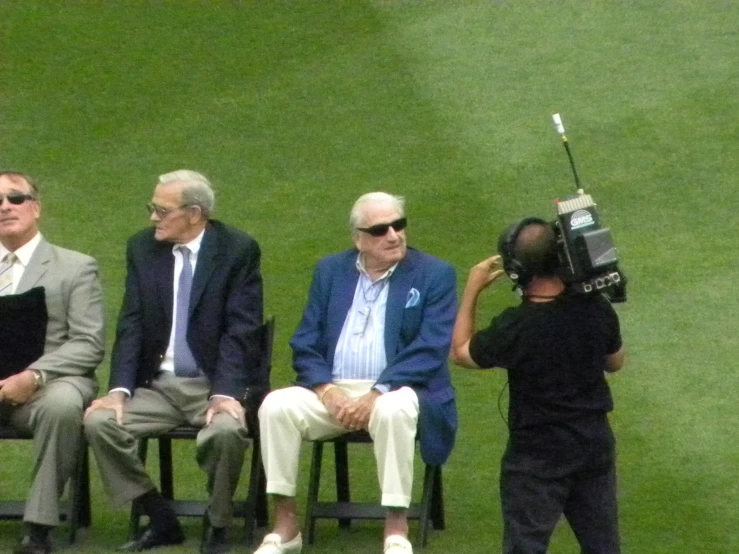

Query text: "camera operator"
[450, 218, 625, 554]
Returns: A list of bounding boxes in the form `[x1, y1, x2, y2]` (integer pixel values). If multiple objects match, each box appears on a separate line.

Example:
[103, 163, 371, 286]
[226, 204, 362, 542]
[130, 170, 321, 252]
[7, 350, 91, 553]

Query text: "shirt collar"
[0, 232, 42, 266]
[355, 253, 397, 281]
[172, 228, 205, 257]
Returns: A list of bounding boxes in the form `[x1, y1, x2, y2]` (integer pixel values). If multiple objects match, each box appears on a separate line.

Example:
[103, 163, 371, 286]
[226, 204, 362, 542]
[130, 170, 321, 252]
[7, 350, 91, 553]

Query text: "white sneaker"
[384, 534, 413, 554]
[254, 532, 303, 554]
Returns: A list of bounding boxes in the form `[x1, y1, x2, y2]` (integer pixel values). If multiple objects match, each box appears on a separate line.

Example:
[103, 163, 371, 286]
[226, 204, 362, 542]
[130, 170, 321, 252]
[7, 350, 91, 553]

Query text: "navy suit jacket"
[110, 220, 264, 398]
[290, 247, 458, 465]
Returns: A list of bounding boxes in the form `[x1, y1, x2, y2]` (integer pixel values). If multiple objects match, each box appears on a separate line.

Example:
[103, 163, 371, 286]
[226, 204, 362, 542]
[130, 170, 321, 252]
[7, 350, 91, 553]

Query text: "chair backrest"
[260, 315, 276, 384]
[244, 315, 275, 432]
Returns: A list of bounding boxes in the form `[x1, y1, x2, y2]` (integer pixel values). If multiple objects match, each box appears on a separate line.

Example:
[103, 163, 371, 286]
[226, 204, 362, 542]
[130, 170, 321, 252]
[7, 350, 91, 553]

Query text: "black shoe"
[13, 534, 52, 554]
[200, 513, 229, 554]
[117, 524, 185, 552]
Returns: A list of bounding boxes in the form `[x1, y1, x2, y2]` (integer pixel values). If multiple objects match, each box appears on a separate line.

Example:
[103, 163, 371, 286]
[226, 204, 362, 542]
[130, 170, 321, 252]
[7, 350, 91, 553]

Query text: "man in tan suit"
[0, 171, 105, 554]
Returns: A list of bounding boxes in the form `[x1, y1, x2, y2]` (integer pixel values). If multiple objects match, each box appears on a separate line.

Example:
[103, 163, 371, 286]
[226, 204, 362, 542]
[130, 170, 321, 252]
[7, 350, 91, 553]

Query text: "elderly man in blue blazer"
[256, 192, 457, 554]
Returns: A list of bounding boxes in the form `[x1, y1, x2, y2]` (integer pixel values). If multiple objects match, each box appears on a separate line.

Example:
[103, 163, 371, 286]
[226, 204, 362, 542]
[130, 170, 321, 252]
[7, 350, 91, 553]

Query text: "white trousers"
[259, 381, 419, 508]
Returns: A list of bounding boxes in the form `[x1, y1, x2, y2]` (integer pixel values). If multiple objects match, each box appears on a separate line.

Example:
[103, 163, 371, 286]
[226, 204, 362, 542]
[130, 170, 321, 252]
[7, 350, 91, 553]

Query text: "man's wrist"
[316, 383, 338, 404]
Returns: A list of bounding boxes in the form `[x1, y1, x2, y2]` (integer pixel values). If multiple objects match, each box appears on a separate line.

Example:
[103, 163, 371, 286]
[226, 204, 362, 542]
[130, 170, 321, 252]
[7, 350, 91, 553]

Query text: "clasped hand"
[322, 388, 380, 431]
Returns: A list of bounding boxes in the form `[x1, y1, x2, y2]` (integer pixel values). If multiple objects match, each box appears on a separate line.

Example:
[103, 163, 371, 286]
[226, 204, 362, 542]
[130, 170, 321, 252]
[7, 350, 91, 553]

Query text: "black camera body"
[552, 191, 626, 302]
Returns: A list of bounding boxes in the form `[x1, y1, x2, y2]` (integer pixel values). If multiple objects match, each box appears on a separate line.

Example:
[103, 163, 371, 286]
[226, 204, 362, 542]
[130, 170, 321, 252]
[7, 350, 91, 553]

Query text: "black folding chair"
[128, 316, 274, 546]
[304, 430, 445, 547]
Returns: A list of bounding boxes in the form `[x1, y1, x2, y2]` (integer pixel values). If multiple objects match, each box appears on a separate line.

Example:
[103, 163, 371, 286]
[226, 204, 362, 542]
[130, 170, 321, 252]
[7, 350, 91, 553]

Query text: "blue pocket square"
[405, 288, 420, 308]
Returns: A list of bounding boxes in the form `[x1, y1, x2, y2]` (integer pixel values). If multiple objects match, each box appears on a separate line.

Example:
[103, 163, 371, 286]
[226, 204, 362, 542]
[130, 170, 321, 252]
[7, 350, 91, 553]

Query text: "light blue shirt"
[332, 256, 396, 387]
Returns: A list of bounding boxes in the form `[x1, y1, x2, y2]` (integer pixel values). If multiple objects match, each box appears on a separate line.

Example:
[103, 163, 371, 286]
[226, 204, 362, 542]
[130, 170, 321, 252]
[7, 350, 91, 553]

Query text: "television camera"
[548, 113, 627, 302]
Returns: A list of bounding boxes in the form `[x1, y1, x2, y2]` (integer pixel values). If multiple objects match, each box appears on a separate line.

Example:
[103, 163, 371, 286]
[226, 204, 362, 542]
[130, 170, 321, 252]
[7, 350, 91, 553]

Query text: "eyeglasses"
[357, 217, 407, 237]
[146, 203, 189, 218]
[0, 193, 35, 205]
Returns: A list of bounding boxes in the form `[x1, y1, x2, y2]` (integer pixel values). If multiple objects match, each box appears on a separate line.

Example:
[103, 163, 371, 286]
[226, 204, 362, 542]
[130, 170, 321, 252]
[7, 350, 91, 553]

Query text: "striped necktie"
[0, 253, 16, 296]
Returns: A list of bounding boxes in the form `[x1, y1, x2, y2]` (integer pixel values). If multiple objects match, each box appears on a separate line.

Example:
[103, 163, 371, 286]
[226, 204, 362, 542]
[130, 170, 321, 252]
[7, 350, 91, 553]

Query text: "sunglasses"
[357, 217, 407, 237]
[0, 193, 35, 205]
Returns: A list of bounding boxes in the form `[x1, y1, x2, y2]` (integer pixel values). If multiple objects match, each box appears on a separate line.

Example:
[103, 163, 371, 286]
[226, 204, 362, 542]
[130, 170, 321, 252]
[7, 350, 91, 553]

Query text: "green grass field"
[1, 1, 738, 552]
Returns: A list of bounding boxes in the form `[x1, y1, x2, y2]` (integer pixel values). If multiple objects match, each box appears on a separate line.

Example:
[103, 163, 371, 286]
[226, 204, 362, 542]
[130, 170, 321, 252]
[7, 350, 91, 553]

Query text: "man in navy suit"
[255, 192, 457, 554]
[84, 170, 264, 554]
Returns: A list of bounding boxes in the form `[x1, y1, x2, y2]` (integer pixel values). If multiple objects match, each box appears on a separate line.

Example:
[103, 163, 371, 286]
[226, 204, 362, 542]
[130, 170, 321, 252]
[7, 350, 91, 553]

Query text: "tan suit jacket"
[17, 237, 105, 381]
[5, 236, 105, 525]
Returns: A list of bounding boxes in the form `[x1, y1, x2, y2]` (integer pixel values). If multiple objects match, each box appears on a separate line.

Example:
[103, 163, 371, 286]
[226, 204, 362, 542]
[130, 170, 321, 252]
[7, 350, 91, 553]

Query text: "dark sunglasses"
[0, 193, 35, 205]
[357, 217, 407, 237]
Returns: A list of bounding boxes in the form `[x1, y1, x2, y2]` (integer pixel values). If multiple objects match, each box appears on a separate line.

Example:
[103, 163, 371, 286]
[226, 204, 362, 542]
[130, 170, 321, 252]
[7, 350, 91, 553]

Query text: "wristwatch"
[30, 370, 45, 388]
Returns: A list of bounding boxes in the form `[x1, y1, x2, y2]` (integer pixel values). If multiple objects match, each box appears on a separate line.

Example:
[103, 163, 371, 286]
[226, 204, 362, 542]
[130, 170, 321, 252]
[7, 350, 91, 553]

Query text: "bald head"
[513, 222, 560, 279]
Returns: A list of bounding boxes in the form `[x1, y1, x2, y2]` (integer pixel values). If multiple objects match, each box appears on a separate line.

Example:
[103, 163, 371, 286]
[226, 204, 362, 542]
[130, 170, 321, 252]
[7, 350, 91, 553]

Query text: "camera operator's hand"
[451, 256, 506, 368]
[466, 255, 506, 294]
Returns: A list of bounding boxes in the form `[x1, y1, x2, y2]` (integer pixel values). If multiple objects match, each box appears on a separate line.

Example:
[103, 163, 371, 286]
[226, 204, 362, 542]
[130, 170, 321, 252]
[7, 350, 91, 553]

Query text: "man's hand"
[320, 387, 355, 429]
[206, 397, 246, 428]
[344, 390, 381, 431]
[466, 255, 506, 294]
[84, 391, 127, 424]
[0, 370, 39, 406]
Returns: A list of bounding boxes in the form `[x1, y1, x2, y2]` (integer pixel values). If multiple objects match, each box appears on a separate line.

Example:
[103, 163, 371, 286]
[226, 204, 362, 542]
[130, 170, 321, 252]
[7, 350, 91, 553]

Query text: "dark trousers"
[500, 444, 620, 554]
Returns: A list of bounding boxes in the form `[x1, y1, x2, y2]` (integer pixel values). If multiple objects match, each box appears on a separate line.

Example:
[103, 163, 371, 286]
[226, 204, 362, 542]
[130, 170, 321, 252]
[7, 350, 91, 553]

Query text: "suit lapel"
[385, 251, 416, 357]
[327, 252, 360, 347]
[17, 238, 52, 293]
[190, 224, 217, 314]
[147, 240, 174, 324]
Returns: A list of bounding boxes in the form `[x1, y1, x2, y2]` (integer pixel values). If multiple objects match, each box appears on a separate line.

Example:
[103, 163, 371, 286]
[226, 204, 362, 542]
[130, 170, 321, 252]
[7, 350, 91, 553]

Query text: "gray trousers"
[1, 376, 97, 526]
[84, 373, 249, 528]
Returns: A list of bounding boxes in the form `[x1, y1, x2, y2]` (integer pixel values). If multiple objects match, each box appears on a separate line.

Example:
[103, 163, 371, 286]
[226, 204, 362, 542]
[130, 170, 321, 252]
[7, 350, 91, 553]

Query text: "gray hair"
[349, 192, 405, 236]
[0, 171, 39, 198]
[158, 169, 215, 219]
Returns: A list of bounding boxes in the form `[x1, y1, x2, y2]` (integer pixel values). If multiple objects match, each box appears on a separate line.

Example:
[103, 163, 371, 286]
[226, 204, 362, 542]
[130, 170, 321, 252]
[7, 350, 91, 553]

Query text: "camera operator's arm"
[605, 347, 625, 373]
[451, 255, 506, 368]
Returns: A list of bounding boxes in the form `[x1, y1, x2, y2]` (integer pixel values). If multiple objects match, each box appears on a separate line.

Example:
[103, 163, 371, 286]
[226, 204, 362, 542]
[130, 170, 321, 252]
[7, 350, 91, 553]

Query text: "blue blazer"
[290, 247, 458, 465]
[110, 220, 264, 398]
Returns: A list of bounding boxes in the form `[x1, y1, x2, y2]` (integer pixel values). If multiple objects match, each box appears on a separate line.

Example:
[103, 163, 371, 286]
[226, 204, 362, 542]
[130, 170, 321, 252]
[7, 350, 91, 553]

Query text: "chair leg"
[128, 438, 150, 539]
[159, 437, 174, 499]
[305, 441, 324, 544]
[416, 464, 436, 547]
[68, 436, 91, 544]
[431, 467, 444, 530]
[334, 440, 351, 529]
[244, 438, 262, 546]
[256, 463, 268, 528]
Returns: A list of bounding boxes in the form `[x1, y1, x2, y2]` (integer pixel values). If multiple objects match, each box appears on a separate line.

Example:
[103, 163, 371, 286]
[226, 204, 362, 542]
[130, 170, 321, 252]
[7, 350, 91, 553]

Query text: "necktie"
[174, 246, 200, 377]
[0, 253, 16, 296]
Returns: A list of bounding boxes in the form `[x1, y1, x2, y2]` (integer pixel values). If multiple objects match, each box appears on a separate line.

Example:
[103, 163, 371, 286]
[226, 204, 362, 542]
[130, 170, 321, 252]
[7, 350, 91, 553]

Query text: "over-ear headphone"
[497, 217, 549, 287]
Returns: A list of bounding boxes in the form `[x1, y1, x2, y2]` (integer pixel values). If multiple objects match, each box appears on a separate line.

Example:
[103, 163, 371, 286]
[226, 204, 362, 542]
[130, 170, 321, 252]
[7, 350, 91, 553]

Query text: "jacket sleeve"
[290, 263, 335, 389]
[31, 256, 105, 377]
[109, 239, 145, 392]
[209, 239, 264, 397]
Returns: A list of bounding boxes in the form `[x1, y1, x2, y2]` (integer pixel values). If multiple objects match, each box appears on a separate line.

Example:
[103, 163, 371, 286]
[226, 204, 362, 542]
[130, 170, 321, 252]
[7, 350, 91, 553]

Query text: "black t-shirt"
[469, 291, 622, 457]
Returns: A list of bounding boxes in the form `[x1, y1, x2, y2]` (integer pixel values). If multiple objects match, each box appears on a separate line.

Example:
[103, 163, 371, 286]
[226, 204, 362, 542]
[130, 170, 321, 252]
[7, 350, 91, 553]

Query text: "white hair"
[349, 192, 405, 235]
[158, 169, 215, 218]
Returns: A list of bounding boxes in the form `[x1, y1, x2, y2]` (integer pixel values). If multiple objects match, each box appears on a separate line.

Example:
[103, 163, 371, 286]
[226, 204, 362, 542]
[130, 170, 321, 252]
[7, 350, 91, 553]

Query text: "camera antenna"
[552, 113, 583, 193]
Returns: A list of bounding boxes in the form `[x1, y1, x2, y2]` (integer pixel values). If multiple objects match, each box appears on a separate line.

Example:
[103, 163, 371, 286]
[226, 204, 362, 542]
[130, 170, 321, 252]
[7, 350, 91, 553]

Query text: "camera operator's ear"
[497, 217, 548, 287]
